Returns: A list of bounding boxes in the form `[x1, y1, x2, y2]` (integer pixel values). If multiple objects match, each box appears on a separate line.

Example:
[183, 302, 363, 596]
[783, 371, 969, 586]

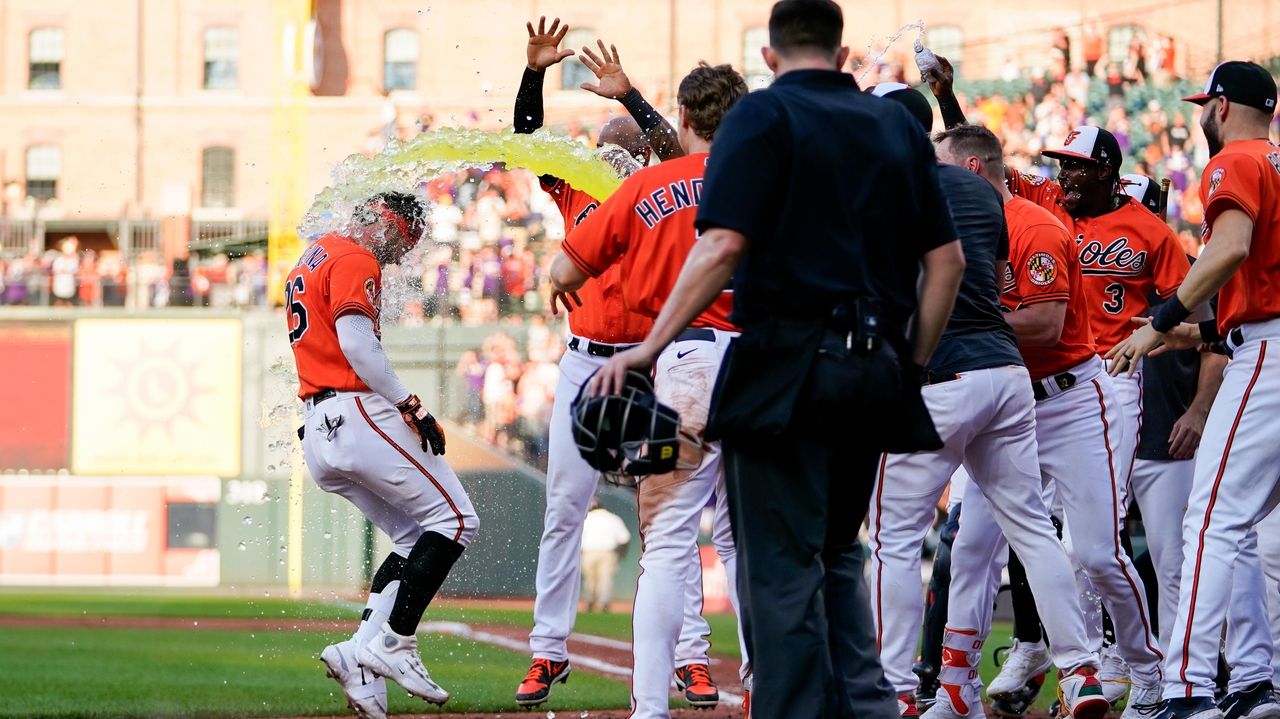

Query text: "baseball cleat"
[673, 662, 720, 708]
[1219, 682, 1280, 719]
[1100, 644, 1134, 705]
[990, 672, 1047, 718]
[356, 623, 449, 706]
[515, 657, 571, 706]
[1152, 697, 1225, 719]
[1057, 667, 1111, 719]
[988, 640, 1053, 697]
[742, 673, 752, 718]
[915, 661, 941, 711]
[899, 693, 921, 718]
[921, 682, 987, 719]
[320, 639, 388, 719]
[1121, 683, 1164, 719]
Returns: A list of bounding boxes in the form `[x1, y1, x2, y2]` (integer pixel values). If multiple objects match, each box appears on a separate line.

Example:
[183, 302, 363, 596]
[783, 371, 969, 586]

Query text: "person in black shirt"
[867, 99, 1109, 719]
[589, 2, 966, 716]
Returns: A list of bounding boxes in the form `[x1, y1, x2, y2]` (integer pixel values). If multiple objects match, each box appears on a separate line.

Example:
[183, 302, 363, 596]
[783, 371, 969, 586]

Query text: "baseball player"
[511, 19, 722, 708]
[1108, 60, 1280, 719]
[863, 108, 1106, 719]
[549, 62, 750, 719]
[291, 192, 479, 719]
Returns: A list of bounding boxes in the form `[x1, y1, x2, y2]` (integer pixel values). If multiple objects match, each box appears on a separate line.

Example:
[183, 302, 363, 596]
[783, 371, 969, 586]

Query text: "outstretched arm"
[514, 17, 574, 135]
[578, 40, 684, 161]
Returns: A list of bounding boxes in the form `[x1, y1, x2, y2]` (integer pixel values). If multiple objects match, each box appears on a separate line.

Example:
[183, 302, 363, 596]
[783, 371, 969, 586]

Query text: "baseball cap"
[871, 82, 934, 133]
[1120, 174, 1162, 214]
[1042, 126, 1122, 170]
[1183, 61, 1278, 114]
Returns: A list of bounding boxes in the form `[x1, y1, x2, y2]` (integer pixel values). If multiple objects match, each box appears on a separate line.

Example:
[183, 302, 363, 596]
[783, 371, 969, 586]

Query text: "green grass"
[0, 626, 630, 718]
[0, 592, 348, 621]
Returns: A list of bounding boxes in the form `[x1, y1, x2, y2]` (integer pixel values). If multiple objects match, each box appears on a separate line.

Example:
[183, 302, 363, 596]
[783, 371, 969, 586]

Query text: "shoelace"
[524, 659, 556, 684]
[685, 664, 713, 688]
[993, 645, 1013, 668]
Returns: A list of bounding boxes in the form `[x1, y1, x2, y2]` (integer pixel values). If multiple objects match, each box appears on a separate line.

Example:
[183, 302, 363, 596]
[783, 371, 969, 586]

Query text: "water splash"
[853, 20, 926, 84]
[300, 127, 627, 240]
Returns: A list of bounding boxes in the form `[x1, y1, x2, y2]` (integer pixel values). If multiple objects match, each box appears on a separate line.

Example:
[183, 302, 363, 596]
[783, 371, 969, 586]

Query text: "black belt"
[1032, 371, 1077, 401]
[307, 388, 338, 406]
[1230, 327, 1245, 347]
[675, 328, 717, 343]
[568, 337, 638, 357]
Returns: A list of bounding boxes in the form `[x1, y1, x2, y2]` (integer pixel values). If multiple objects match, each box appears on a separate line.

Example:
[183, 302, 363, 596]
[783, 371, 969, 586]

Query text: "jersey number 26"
[286, 276, 309, 344]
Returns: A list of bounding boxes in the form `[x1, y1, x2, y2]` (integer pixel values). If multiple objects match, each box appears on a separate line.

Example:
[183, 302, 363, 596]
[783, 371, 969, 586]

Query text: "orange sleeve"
[1009, 171, 1064, 212]
[1204, 154, 1264, 226]
[329, 253, 381, 321]
[1014, 221, 1073, 306]
[561, 181, 633, 278]
[1148, 225, 1191, 298]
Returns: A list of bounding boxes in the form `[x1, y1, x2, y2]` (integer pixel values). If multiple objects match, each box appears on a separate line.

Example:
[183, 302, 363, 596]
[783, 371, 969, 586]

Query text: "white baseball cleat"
[320, 639, 388, 719]
[1057, 668, 1111, 719]
[921, 681, 987, 719]
[356, 623, 450, 706]
[1120, 682, 1164, 719]
[988, 640, 1053, 697]
[1100, 644, 1133, 705]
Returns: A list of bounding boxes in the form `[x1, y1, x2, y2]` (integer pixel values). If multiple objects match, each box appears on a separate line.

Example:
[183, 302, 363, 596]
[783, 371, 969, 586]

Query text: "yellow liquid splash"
[302, 127, 626, 237]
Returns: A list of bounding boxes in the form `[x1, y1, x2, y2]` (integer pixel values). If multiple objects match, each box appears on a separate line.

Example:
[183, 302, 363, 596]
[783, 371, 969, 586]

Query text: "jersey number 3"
[286, 276, 309, 344]
[1102, 282, 1126, 315]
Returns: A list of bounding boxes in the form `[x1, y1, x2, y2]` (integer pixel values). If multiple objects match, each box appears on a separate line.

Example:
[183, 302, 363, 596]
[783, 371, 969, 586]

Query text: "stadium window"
[383, 28, 418, 92]
[203, 27, 240, 90]
[167, 503, 217, 549]
[201, 146, 235, 208]
[25, 145, 60, 201]
[560, 28, 595, 91]
[742, 27, 771, 89]
[927, 26, 964, 77]
[29, 27, 65, 90]
[1107, 25, 1138, 66]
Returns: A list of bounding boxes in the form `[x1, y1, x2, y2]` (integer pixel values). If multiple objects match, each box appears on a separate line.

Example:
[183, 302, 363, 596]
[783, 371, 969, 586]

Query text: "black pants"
[723, 332, 899, 719]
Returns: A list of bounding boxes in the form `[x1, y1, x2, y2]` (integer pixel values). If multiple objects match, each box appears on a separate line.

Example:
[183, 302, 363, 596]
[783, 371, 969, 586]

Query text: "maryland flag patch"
[1208, 167, 1225, 198]
[1028, 252, 1057, 286]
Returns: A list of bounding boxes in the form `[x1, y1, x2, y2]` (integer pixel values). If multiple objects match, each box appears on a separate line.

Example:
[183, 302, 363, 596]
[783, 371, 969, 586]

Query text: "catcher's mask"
[571, 370, 682, 484]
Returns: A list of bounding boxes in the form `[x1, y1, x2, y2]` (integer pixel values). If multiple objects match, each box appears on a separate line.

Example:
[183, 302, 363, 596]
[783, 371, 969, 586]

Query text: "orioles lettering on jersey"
[1076, 235, 1147, 277]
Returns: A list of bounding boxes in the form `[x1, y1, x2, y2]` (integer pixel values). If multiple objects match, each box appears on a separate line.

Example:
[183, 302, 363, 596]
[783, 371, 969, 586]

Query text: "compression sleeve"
[938, 92, 966, 129]
[336, 314, 411, 406]
[514, 67, 546, 135]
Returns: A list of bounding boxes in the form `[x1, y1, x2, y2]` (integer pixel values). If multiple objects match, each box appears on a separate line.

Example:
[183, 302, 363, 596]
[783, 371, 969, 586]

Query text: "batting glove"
[396, 394, 447, 456]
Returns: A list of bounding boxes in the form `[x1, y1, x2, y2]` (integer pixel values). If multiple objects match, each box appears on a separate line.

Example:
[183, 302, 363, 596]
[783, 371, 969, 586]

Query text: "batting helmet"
[570, 370, 682, 483]
[1121, 174, 1162, 214]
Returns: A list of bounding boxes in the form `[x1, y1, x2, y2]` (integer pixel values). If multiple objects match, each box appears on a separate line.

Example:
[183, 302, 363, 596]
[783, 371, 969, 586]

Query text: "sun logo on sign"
[105, 338, 214, 441]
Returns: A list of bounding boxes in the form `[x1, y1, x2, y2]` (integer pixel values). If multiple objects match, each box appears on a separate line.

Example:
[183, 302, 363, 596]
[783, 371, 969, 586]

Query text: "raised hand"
[579, 40, 633, 99]
[527, 16, 574, 72]
[923, 55, 955, 98]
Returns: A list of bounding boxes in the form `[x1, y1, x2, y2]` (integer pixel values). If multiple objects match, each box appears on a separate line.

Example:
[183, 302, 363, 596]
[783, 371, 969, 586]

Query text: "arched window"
[203, 27, 240, 90]
[202, 147, 235, 208]
[926, 26, 964, 77]
[384, 28, 419, 91]
[29, 28, 65, 90]
[561, 28, 595, 91]
[26, 145, 61, 200]
[742, 27, 771, 89]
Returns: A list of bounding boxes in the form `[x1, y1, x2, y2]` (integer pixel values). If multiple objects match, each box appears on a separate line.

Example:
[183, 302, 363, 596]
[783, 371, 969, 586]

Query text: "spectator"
[580, 498, 631, 613]
[50, 237, 80, 306]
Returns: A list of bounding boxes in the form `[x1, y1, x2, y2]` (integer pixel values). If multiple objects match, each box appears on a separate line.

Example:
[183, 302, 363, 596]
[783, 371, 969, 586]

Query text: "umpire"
[591, 1, 965, 715]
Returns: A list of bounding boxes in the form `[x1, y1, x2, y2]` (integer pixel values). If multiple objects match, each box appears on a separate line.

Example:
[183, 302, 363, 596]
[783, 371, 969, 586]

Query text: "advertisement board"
[0, 322, 72, 471]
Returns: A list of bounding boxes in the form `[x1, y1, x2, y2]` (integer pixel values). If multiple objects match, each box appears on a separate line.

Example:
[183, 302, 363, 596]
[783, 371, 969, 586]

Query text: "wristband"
[1198, 319, 1224, 344]
[1151, 295, 1191, 333]
[619, 88, 664, 132]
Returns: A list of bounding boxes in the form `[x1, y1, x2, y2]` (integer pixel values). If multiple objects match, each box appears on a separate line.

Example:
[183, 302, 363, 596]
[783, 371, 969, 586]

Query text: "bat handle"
[1159, 177, 1172, 222]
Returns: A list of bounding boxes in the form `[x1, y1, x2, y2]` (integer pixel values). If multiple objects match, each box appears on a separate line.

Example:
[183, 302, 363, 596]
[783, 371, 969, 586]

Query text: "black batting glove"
[396, 394, 447, 456]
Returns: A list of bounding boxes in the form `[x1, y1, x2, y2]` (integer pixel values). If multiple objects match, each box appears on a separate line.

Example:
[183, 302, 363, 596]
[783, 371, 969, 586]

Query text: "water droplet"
[243, 516, 253, 525]
[237, 542, 247, 551]
[323, 531, 332, 539]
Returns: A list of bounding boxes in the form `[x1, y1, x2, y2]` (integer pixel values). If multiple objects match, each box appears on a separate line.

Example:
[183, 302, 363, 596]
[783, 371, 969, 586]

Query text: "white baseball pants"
[302, 391, 479, 552]
[868, 365, 1095, 695]
[529, 341, 713, 665]
[1129, 458, 1194, 653]
[1162, 321, 1280, 700]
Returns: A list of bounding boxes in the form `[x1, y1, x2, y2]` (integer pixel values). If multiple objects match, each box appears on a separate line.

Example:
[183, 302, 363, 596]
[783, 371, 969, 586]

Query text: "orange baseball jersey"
[286, 234, 381, 399]
[1008, 172, 1190, 352]
[542, 178, 653, 345]
[560, 153, 736, 332]
[1002, 197, 1098, 379]
[1200, 139, 1280, 330]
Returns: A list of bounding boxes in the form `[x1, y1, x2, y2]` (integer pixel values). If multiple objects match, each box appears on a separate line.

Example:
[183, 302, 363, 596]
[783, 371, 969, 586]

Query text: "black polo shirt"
[927, 164, 1023, 376]
[1137, 293, 1202, 461]
[695, 69, 957, 332]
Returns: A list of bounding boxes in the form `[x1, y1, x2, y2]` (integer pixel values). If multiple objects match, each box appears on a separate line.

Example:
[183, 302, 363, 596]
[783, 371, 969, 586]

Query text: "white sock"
[354, 580, 400, 646]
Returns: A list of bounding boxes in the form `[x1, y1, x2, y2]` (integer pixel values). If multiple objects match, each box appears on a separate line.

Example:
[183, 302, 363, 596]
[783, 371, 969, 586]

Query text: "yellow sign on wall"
[71, 319, 242, 477]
